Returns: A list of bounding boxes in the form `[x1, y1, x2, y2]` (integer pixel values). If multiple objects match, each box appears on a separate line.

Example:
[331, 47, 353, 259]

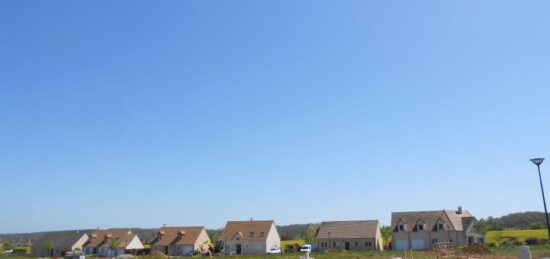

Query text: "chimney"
[177, 230, 186, 239]
[457, 206, 463, 214]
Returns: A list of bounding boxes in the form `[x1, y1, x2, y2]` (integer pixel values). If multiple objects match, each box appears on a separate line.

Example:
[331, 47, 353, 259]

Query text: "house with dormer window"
[150, 226, 211, 256]
[83, 229, 144, 257]
[391, 207, 483, 250]
[220, 220, 280, 255]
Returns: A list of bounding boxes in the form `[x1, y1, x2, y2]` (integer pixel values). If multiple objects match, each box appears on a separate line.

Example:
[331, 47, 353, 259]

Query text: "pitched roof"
[220, 220, 275, 241]
[391, 209, 473, 232]
[32, 231, 88, 250]
[85, 229, 138, 248]
[317, 220, 379, 239]
[461, 216, 475, 231]
[150, 226, 206, 246]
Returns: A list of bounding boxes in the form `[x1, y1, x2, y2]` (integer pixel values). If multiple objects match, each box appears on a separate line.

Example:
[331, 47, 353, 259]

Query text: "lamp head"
[531, 158, 545, 166]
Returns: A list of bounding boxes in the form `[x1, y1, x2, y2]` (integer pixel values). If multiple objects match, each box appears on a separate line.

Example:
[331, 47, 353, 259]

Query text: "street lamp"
[328, 232, 331, 251]
[530, 158, 550, 239]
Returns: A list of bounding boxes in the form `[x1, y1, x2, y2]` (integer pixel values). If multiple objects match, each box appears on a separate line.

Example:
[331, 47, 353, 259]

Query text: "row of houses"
[31, 206, 484, 257]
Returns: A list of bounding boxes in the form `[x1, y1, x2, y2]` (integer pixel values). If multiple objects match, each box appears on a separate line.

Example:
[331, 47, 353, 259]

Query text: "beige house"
[83, 229, 144, 257]
[317, 220, 383, 251]
[391, 207, 484, 250]
[150, 226, 211, 256]
[221, 220, 281, 255]
[31, 231, 89, 257]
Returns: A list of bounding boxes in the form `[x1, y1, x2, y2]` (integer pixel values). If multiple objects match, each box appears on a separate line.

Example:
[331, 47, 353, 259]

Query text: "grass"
[486, 229, 547, 243]
[5, 245, 550, 259]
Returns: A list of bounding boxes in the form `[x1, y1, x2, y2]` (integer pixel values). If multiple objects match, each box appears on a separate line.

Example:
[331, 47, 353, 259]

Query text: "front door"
[345, 242, 350, 250]
[236, 244, 242, 255]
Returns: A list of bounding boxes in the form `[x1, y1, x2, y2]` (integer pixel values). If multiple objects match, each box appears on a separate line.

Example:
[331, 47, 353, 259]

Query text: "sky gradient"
[1, 1, 550, 234]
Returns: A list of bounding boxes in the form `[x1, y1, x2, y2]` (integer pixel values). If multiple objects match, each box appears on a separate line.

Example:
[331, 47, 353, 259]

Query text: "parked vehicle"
[267, 247, 282, 254]
[300, 244, 312, 253]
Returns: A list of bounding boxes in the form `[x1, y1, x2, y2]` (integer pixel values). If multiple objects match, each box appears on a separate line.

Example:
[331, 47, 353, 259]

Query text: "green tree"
[2, 241, 17, 251]
[304, 228, 318, 244]
[43, 241, 55, 257]
[210, 232, 220, 245]
[108, 238, 120, 257]
[474, 219, 489, 237]
[380, 226, 392, 246]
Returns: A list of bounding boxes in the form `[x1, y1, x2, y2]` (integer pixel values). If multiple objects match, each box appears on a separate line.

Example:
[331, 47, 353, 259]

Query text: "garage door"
[411, 239, 424, 250]
[394, 240, 409, 250]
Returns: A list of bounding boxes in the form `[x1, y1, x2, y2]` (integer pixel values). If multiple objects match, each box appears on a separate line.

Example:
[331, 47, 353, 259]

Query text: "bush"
[12, 247, 30, 254]
[525, 237, 540, 245]
[487, 242, 496, 247]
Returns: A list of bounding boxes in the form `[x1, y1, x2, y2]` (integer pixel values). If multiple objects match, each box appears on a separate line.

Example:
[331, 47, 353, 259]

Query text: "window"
[332, 242, 336, 247]
[438, 223, 444, 230]
[399, 224, 405, 231]
[365, 242, 372, 247]
[248, 232, 255, 237]
[259, 232, 264, 237]
[354, 242, 358, 247]
[418, 224, 424, 231]
[432, 238, 438, 245]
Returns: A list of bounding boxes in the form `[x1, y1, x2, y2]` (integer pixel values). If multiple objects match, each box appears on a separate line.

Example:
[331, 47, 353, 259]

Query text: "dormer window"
[399, 224, 405, 231]
[438, 223, 444, 230]
[259, 232, 264, 237]
[248, 232, 255, 237]
[418, 224, 424, 231]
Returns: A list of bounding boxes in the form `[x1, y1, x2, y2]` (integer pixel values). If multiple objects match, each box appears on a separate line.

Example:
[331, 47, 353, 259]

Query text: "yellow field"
[486, 229, 547, 243]
[281, 239, 305, 248]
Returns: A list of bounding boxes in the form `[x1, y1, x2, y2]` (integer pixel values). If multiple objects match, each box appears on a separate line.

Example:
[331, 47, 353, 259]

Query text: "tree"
[43, 241, 55, 257]
[108, 238, 120, 257]
[303, 228, 318, 244]
[474, 219, 489, 237]
[210, 232, 220, 246]
[380, 226, 392, 247]
[2, 241, 17, 251]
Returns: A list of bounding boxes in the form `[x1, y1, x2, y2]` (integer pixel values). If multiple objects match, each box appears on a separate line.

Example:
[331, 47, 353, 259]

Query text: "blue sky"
[1, 1, 550, 234]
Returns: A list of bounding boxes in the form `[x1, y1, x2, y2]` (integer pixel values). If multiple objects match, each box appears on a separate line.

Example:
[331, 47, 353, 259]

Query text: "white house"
[83, 229, 144, 257]
[220, 220, 281, 255]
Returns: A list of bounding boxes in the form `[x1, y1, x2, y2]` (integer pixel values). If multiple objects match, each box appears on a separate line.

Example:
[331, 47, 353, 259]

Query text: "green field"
[486, 229, 548, 243]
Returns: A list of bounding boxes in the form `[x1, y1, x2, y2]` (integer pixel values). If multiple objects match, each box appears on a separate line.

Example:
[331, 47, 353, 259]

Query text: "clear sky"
[1, 1, 550, 234]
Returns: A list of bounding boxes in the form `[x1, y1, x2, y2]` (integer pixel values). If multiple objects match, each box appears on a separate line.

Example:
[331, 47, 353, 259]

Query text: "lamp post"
[530, 158, 550, 239]
[328, 232, 331, 251]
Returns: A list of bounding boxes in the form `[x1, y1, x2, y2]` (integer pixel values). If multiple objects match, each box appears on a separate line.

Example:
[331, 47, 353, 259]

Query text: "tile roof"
[32, 231, 88, 250]
[85, 229, 138, 248]
[317, 220, 379, 239]
[220, 220, 275, 241]
[150, 226, 206, 246]
[391, 209, 473, 232]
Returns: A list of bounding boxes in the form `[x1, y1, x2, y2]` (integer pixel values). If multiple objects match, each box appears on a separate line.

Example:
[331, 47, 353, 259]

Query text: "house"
[391, 206, 484, 250]
[31, 230, 89, 257]
[83, 229, 144, 257]
[220, 220, 281, 255]
[317, 220, 383, 251]
[150, 226, 211, 256]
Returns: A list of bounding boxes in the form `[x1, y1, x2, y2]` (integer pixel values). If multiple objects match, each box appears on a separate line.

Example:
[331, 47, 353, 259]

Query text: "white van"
[300, 244, 312, 252]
